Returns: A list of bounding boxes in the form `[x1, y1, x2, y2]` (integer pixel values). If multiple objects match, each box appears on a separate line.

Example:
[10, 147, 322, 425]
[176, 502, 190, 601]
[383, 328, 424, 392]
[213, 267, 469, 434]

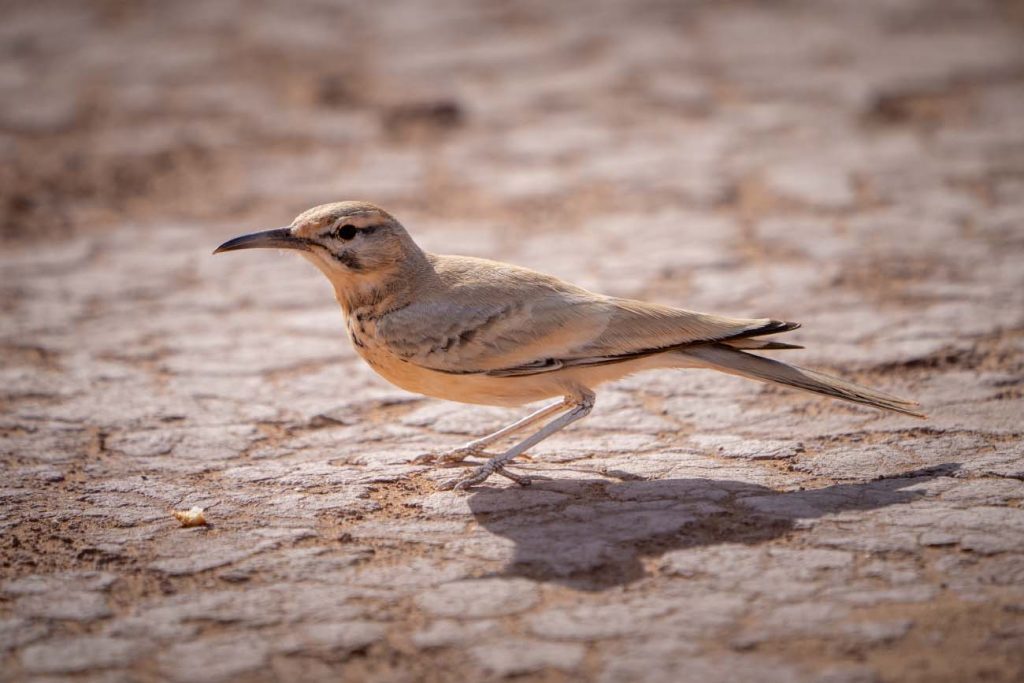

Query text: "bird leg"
[413, 398, 570, 465]
[442, 391, 595, 490]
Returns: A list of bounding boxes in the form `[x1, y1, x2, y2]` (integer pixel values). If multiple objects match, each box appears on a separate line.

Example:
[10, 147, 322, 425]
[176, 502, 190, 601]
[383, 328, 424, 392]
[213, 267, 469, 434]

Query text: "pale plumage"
[215, 201, 924, 489]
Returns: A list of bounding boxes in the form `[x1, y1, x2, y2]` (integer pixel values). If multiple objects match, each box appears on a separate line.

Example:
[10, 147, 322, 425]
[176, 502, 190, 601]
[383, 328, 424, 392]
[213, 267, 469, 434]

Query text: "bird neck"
[330, 248, 434, 319]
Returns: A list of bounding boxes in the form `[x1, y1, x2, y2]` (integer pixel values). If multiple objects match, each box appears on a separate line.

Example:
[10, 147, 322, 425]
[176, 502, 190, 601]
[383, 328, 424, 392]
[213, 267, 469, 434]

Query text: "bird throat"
[330, 269, 411, 319]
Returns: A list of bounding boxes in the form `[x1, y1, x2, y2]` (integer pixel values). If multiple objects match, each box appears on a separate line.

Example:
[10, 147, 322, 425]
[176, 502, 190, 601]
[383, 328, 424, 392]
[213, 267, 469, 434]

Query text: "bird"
[214, 201, 924, 490]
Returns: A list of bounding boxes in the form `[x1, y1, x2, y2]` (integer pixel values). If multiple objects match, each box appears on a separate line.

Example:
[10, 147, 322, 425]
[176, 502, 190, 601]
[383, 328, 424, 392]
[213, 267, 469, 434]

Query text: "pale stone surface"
[14, 592, 112, 622]
[156, 635, 270, 683]
[275, 621, 387, 655]
[414, 578, 540, 618]
[690, 434, 803, 460]
[1, 1, 1023, 682]
[469, 638, 586, 676]
[411, 619, 502, 649]
[527, 601, 674, 640]
[764, 162, 856, 209]
[20, 636, 142, 674]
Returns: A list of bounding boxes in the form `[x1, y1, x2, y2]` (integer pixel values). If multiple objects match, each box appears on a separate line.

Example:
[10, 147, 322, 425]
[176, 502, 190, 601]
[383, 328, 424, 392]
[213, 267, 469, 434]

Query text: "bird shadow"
[466, 464, 958, 590]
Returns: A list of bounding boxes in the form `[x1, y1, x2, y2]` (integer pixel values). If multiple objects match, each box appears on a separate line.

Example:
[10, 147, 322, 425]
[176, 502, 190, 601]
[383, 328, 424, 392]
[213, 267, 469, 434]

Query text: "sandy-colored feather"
[682, 344, 925, 418]
[375, 254, 784, 375]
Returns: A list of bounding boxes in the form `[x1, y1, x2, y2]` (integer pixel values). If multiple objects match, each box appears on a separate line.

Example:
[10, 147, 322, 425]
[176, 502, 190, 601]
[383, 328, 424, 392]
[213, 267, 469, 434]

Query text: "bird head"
[214, 201, 425, 298]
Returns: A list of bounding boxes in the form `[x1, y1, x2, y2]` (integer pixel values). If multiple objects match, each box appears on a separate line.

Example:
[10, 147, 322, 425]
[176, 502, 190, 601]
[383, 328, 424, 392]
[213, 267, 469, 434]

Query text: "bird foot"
[438, 464, 531, 490]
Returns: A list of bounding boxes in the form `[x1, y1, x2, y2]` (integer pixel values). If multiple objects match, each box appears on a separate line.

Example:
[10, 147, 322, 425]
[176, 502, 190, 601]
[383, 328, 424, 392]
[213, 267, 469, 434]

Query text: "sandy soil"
[2, 1, 1024, 681]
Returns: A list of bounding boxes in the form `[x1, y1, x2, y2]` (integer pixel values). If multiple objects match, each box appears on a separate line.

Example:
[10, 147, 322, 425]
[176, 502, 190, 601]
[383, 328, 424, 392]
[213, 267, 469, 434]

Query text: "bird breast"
[345, 311, 390, 370]
[344, 309, 455, 396]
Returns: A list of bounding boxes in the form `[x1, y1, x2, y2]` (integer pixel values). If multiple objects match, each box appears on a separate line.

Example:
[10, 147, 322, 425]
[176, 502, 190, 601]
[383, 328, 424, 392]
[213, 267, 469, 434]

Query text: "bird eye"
[334, 224, 357, 240]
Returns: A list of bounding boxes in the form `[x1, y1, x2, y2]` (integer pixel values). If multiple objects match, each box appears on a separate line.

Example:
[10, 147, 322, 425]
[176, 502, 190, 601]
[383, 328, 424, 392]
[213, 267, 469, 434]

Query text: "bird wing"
[375, 256, 796, 376]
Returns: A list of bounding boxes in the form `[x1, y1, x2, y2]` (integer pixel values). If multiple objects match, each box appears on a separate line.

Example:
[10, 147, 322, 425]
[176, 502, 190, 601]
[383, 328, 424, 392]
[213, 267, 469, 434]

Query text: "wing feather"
[375, 255, 798, 376]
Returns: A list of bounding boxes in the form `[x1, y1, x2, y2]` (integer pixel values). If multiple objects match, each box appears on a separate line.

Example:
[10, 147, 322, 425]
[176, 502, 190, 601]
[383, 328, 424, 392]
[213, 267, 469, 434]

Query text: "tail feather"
[682, 344, 925, 418]
[723, 338, 804, 351]
[724, 319, 801, 341]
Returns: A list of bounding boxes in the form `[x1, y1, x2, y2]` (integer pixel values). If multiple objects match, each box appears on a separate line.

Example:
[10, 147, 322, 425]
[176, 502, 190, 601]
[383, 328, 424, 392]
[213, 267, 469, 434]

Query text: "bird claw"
[497, 468, 532, 487]
[438, 464, 530, 491]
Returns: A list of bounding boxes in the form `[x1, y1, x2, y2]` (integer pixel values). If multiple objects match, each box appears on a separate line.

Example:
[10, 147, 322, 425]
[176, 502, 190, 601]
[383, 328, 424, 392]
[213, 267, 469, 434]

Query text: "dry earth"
[2, 1, 1024, 682]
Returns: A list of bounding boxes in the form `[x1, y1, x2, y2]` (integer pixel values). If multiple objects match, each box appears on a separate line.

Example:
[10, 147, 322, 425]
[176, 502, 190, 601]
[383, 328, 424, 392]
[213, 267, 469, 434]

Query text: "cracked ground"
[2, 1, 1024, 681]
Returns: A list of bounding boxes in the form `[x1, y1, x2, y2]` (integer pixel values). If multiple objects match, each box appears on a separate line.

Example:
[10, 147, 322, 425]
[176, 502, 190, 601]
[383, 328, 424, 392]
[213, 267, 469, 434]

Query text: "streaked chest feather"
[345, 309, 440, 394]
[345, 312, 390, 367]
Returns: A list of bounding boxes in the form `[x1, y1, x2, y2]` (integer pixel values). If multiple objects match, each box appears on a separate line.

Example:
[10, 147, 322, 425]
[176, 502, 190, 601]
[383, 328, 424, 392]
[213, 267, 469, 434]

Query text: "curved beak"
[213, 228, 310, 255]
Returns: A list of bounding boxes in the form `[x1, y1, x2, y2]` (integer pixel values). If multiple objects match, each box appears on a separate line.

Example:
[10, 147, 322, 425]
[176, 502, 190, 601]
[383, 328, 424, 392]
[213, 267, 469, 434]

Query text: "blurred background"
[2, 2, 1024, 681]
[3, 0, 1022, 247]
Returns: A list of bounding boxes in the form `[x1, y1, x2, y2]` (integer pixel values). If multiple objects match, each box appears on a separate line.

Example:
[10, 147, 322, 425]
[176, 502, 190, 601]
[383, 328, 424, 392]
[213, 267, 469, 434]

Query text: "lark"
[214, 201, 923, 489]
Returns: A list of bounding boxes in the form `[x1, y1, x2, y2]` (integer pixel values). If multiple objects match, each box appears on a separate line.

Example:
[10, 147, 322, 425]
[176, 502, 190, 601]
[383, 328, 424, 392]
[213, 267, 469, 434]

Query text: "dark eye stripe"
[319, 223, 381, 240]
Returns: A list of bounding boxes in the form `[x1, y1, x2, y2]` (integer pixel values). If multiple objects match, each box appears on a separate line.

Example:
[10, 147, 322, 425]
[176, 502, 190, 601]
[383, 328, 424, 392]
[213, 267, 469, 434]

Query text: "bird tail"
[679, 344, 926, 418]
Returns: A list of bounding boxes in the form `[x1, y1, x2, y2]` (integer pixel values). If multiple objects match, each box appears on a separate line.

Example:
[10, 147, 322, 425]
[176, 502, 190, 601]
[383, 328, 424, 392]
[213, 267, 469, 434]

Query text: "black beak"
[213, 228, 310, 255]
